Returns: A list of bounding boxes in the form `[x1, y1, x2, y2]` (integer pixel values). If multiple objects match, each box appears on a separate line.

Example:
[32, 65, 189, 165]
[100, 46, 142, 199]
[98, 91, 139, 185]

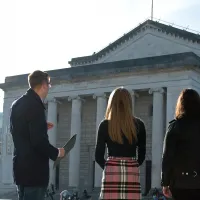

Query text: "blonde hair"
[105, 87, 137, 144]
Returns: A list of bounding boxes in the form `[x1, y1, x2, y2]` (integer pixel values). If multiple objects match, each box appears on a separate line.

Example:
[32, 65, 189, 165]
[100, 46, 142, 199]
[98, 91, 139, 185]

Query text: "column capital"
[68, 95, 82, 102]
[149, 87, 164, 94]
[126, 88, 139, 97]
[45, 98, 61, 105]
[93, 92, 107, 99]
[129, 90, 139, 98]
[46, 97, 57, 103]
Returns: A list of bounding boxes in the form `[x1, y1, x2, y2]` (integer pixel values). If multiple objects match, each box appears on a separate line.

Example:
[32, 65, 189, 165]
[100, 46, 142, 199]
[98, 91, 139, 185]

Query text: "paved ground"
[0, 190, 160, 200]
[0, 194, 155, 200]
[0, 192, 95, 200]
[0, 192, 61, 200]
[0, 191, 17, 200]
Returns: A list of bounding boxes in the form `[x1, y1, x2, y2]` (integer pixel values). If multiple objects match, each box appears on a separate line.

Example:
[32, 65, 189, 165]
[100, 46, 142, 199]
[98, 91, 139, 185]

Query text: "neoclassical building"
[1, 19, 200, 195]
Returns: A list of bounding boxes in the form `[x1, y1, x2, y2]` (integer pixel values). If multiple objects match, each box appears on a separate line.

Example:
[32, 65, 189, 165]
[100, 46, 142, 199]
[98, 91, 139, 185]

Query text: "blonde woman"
[95, 87, 146, 200]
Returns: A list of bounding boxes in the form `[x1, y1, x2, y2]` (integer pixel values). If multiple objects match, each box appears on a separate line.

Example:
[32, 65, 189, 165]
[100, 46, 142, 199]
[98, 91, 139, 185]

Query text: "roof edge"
[69, 19, 200, 65]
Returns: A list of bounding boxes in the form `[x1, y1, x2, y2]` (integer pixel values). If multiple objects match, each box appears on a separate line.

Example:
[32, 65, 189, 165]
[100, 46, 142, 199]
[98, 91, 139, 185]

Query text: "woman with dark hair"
[161, 88, 200, 200]
[95, 87, 146, 200]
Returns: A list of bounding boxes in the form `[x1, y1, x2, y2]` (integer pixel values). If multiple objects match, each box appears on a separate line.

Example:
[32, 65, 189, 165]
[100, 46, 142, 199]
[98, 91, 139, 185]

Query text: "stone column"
[68, 96, 82, 188]
[149, 88, 164, 188]
[129, 90, 139, 160]
[93, 93, 107, 187]
[129, 90, 138, 115]
[166, 87, 184, 125]
[1, 98, 15, 185]
[47, 98, 57, 185]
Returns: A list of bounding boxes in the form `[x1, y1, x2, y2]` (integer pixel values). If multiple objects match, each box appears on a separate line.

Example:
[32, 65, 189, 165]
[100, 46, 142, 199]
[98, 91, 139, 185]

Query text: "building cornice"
[0, 52, 200, 91]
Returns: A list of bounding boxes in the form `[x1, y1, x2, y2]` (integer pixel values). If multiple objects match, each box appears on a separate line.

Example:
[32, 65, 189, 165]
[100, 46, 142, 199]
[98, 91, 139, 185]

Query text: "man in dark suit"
[10, 70, 65, 200]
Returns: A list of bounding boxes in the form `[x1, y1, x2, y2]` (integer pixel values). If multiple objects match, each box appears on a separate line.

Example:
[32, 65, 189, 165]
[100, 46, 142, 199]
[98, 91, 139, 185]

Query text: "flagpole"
[151, 0, 153, 20]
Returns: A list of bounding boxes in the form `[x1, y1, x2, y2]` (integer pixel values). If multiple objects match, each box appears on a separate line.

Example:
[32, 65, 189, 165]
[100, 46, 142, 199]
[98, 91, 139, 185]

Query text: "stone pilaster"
[166, 87, 184, 125]
[129, 90, 139, 115]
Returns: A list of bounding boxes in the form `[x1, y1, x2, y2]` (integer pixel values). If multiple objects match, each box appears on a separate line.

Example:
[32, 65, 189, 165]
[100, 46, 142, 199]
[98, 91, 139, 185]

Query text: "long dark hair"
[175, 89, 200, 119]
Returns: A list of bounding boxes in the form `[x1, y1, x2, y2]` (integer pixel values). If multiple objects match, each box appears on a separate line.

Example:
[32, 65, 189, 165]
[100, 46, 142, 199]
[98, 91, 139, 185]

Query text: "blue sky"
[0, 0, 200, 112]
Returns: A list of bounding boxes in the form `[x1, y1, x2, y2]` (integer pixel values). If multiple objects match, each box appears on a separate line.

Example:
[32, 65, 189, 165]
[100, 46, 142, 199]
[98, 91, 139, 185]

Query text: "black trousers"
[17, 185, 47, 200]
[171, 189, 200, 200]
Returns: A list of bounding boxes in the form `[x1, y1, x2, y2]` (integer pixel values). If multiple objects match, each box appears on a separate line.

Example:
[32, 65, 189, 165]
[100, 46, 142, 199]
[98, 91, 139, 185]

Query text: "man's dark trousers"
[17, 185, 47, 200]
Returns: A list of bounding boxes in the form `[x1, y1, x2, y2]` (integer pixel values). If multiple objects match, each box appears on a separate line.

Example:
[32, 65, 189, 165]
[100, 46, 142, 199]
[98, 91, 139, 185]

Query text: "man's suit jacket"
[10, 88, 58, 187]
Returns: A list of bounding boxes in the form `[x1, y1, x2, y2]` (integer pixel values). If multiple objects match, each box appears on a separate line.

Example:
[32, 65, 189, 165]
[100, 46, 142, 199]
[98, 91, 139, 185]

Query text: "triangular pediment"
[96, 31, 200, 64]
[69, 20, 200, 67]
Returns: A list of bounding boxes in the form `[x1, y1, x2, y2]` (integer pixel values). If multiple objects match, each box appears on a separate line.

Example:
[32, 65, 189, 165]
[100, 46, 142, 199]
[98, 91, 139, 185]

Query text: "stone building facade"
[1, 19, 200, 195]
[0, 112, 2, 154]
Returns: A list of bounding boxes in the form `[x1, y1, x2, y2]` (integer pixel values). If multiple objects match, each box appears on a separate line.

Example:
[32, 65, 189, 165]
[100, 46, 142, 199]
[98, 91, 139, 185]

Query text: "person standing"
[161, 89, 200, 200]
[95, 87, 146, 200]
[10, 70, 65, 200]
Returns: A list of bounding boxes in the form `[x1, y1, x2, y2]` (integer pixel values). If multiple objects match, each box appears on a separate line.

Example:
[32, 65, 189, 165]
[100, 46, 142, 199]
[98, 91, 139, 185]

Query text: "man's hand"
[162, 186, 172, 198]
[47, 122, 54, 130]
[58, 148, 65, 158]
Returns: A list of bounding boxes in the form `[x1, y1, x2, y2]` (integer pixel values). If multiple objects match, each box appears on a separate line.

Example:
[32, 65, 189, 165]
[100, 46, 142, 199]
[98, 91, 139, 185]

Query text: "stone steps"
[0, 191, 17, 200]
[0, 184, 16, 197]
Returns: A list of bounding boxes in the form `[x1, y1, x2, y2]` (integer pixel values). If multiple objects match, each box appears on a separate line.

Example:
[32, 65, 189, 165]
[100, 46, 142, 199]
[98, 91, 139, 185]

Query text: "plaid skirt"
[100, 157, 141, 200]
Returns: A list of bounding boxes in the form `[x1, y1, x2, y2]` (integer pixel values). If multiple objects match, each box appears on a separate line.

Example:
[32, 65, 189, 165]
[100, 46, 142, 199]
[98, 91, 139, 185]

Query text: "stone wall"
[79, 97, 96, 191]
[56, 100, 71, 190]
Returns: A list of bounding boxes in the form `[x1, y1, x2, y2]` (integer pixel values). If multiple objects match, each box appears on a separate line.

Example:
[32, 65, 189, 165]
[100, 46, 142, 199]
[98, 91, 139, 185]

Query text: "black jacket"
[10, 89, 59, 187]
[161, 117, 200, 189]
[95, 118, 146, 169]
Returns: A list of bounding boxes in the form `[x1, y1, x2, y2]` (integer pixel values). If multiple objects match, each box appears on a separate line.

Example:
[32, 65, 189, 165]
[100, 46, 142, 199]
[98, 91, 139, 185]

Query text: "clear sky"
[0, 0, 200, 112]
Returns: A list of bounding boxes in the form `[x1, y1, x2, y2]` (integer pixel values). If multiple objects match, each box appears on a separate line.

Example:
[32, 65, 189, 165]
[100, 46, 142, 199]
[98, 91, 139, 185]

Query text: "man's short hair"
[28, 70, 50, 89]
